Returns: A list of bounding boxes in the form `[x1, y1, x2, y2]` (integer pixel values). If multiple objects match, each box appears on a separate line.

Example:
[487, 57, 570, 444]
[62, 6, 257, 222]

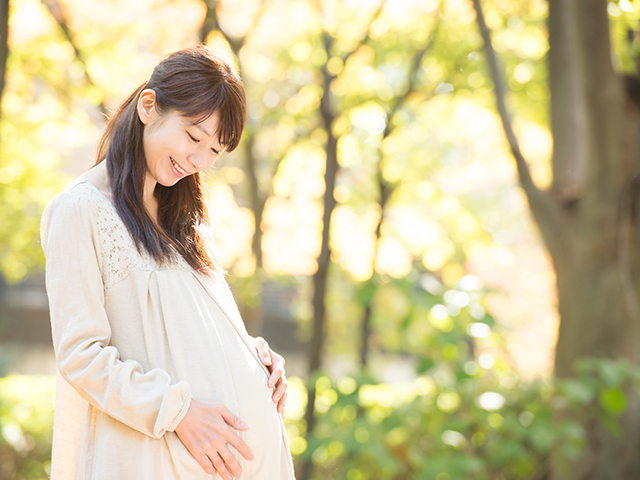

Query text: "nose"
[186, 151, 205, 172]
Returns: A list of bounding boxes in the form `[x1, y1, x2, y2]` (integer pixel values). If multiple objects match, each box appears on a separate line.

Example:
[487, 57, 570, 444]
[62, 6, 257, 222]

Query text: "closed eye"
[188, 131, 219, 155]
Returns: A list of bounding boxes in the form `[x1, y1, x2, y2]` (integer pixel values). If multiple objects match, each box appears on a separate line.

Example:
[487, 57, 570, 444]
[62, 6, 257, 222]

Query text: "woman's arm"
[42, 191, 192, 439]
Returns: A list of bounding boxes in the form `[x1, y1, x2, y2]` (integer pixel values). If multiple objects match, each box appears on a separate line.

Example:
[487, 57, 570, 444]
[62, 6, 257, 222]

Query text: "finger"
[272, 350, 285, 366]
[254, 337, 272, 366]
[277, 391, 288, 414]
[218, 444, 243, 478]
[220, 406, 250, 431]
[208, 452, 234, 480]
[268, 349, 285, 369]
[272, 377, 288, 402]
[226, 431, 254, 461]
[268, 366, 285, 388]
[195, 454, 217, 476]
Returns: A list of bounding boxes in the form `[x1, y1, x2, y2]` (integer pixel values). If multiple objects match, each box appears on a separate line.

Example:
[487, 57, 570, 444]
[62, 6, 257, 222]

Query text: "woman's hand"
[252, 336, 288, 415]
[174, 400, 253, 480]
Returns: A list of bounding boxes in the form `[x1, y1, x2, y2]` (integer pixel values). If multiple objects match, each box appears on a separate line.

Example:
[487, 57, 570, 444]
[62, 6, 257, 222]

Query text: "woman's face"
[138, 90, 224, 190]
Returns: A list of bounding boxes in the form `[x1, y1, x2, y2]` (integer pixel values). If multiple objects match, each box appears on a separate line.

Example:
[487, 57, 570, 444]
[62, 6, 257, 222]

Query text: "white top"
[41, 178, 295, 480]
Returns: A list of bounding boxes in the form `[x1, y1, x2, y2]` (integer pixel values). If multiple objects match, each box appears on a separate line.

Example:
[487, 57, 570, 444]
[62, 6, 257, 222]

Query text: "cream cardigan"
[41, 178, 295, 479]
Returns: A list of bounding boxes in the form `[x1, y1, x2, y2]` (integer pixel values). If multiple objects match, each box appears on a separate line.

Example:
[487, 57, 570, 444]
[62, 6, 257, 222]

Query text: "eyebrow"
[195, 124, 213, 137]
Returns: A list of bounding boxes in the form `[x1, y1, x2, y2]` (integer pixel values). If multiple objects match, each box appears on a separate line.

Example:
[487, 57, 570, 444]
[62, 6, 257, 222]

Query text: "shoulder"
[41, 180, 104, 251]
[43, 179, 101, 215]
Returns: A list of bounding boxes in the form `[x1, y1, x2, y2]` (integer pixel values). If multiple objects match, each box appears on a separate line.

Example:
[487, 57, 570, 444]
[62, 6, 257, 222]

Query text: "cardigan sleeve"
[41, 190, 192, 439]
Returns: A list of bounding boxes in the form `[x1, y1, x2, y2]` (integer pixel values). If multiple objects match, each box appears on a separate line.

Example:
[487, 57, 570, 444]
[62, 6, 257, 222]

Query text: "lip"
[169, 157, 188, 177]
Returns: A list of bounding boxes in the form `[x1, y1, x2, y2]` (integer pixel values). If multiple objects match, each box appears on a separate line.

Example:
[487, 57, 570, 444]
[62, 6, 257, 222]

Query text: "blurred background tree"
[472, 0, 640, 478]
[1, 0, 637, 480]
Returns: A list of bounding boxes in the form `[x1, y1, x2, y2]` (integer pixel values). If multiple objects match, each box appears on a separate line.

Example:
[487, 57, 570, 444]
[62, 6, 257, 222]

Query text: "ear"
[137, 89, 158, 125]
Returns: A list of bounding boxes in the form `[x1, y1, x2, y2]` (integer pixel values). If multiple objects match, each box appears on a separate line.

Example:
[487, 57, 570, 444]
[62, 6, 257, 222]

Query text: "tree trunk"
[549, 0, 628, 373]
[548, 0, 586, 201]
[299, 32, 340, 480]
[551, 229, 640, 479]
[547, 7, 640, 466]
[0, 0, 9, 120]
[42, 0, 107, 117]
[476, 0, 640, 477]
[359, 174, 390, 369]
[199, 0, 267, 267]
[359, 303, 373, 368]
[244, 135, 265, 268]
[357, 27, 437, 368]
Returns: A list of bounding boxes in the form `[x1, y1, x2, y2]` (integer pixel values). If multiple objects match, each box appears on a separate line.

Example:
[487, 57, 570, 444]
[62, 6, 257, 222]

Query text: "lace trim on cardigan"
[69, 181, 191, 291]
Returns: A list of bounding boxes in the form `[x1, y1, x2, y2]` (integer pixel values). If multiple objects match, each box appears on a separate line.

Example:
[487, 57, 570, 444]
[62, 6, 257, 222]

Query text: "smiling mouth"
[170, 157, 188, 176]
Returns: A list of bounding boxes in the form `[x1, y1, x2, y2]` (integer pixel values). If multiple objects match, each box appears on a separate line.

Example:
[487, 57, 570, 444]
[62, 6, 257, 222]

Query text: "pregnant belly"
[231, 352, 284, 479]
[183, 296, 283, 476]
[142, 271, 286, 477]
[211, 306, 286, 479]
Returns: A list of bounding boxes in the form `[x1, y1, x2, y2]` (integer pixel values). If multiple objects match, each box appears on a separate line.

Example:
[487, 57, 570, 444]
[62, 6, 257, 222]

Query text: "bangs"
[181, 83, 245, 153]
[150, 48, 246, 152]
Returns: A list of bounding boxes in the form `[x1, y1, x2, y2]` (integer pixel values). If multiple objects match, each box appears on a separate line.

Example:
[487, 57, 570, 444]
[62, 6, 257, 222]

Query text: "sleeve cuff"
[154, 380, 193, 438]
[168, 390, 193, 433]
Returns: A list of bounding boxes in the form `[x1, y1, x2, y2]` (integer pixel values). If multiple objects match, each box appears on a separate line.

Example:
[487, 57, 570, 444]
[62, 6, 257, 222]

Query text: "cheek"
[206, 156, 218, 170]
[173, 136, 192, 157]
[142, 136, 157, 166]
[144, 129, 169, 158]
[149, 128, 189, 157]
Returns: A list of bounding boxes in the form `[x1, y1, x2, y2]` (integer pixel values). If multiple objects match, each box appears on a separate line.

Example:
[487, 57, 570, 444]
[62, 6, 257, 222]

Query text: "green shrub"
[2, 360, 639, 480]
[0, 375, 55, 480]
[286, 357, 640, 480]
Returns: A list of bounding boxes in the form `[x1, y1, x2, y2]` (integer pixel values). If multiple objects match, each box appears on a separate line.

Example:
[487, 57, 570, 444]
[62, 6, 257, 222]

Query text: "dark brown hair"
[95, 46, 246, 274]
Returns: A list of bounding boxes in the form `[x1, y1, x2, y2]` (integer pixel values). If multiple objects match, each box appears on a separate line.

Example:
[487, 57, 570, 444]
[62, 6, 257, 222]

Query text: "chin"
[159, 177, 182, 188]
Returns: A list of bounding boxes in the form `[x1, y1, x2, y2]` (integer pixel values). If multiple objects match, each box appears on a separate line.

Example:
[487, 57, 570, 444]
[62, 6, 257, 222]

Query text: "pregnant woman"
[41, 46, 295, 480]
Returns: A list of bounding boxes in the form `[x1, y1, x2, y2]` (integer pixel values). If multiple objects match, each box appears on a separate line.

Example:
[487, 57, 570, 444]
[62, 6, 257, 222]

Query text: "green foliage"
[291, 263, 640, 479]
[608, 0, 640, 74]
[285, 355, 640, 480]
[2, 360, 640, 480]
[557, 357, 640, 437]
[0, 375, 55, 480]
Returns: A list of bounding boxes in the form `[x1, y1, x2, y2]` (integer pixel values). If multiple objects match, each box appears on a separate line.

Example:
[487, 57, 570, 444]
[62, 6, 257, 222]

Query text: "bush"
[0, 375, 55, 480]
[285, 357, 640, 480]
[2, 359, 639, 480]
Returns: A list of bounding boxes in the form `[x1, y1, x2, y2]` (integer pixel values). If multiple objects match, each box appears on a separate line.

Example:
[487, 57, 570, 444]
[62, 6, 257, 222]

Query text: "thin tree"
[298, 3, 387, 479]
[359, 17, 440, 369]
[0, 0, 9, 121]
[200, 0, 271, 268]
[41, 0, 107, 118]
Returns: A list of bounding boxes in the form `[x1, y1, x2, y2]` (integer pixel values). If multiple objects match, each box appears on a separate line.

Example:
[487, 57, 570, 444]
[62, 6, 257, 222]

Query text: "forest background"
[1, 0, 639, 479]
